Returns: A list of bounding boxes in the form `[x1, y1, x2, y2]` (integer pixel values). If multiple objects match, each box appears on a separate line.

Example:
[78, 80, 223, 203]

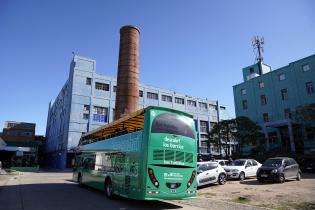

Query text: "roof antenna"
[252, 36, 264, 63]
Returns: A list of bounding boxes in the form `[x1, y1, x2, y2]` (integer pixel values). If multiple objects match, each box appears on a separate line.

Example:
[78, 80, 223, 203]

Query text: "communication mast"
[252, 36, 264, 63]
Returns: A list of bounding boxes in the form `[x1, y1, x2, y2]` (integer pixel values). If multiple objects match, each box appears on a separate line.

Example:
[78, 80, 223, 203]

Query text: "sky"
[0, 0, 314, 135]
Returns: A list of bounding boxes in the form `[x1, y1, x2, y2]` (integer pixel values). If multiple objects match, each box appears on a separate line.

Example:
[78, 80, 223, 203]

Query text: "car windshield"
[198, 164, 207, 172]
[263, 159, 283, 167]
[230, 160, 246, 166]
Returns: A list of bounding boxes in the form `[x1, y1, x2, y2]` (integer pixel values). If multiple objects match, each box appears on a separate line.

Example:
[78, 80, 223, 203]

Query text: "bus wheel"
[78, 173, 83, 187]
[105, 178, 114, 199]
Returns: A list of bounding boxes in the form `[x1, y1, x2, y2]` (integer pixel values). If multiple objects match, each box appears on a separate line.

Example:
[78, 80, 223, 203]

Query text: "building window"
[113, 86, 117, 92]
[263, 113, 269, 122]
[260, 95, 267, 105]
[259, 81, 264, 88]
[83, 105, 90, 112]
[306, 82, 314, 95]
[187, 100, 196, 107]
[200, 121, 208, 133]
[95, 82, 109, 91]
[279, 73, 286, 81]
[242, 100, 248, 110]
[175, 97, 185, 105]
[268, 132, 278, 144]
[284, 108, 291, 119]
[200, 134, 208, 139]
[86, 77, 92, 85]
[303, 64, 310, 72]
[241, 89, 246, 95]
[83, 105, 90, 119]
[281, 89, 288, 100]
[199, 102, 207, 109]
[209, 104, 217, 110]
[220, 106, 226, 110]
[201, 141, 207, 147]
[147, 92, 158, 100]
[139, 90, 143, 97]
[249, 68, 254, 74]
[93, 106, 108, 122]
[210, 122, 217, 130]
[162, 95, 172, 102]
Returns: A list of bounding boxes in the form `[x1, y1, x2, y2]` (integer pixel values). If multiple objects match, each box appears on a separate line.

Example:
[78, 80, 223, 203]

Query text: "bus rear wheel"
[78, 173, 83, 187]
[105, 178, 114, 199]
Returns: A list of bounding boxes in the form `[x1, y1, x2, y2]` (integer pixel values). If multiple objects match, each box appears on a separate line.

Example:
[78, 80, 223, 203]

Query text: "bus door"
[82, 155, 96, 187]
[112, 153, 126, 195]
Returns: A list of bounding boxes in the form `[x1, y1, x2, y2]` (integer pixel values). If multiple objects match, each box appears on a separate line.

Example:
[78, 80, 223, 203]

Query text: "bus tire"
[78, 173, 83, 187]
[105, 178, 114, 199]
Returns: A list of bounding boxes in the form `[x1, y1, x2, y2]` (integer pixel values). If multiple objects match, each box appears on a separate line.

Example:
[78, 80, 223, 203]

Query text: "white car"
[223, 159, 262, 181]
[215, 159, 229, 166]
[197, 161, 227, 187]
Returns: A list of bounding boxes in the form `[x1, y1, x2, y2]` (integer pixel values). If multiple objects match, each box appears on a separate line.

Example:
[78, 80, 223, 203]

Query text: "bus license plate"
[171, 189, 176, 193]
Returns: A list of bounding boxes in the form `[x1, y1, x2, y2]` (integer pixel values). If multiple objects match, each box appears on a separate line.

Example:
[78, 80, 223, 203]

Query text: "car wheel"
[278, 174, 285, 183]
[296, 172, 301, 181]
[218, 173, 226, 185]
[78, 173, 83, 187]
[105, 178, 114, 199]
[239, 172, 245, 181]
[257, 178, 264, 183]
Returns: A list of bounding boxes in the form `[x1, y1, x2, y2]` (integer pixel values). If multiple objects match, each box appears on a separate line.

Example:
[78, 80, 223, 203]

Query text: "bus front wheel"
[105, 178, 114, 199]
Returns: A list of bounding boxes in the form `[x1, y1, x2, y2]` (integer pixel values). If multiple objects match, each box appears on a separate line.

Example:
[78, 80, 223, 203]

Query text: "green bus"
[73, 106, 197, 200]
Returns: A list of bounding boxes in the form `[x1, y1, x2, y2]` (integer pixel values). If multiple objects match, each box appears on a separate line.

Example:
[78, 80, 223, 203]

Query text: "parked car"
[197, 161, 227, 186]
[257, 157, 302, 183]
[223, 159, 262, 181]
[299, 156, 315, 173]
[215, 159, 229, 166]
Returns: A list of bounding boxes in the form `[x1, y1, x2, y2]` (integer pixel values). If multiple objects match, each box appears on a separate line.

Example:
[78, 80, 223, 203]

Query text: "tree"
[234, 116, 264, 154]
[293, 103, 315, 140]
[293, 103, 315, 127]
[208, 119, 236, 157]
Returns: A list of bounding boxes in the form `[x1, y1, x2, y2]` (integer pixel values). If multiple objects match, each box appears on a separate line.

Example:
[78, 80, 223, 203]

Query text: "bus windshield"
[151, 113, 195, 139]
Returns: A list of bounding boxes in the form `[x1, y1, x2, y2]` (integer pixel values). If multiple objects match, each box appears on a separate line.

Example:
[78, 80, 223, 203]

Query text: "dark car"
[256, 157, 301, 183]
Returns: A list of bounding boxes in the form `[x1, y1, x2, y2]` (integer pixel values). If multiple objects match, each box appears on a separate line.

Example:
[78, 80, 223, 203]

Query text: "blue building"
[233, 54, 315, 154]
[45, 55, 232, 169]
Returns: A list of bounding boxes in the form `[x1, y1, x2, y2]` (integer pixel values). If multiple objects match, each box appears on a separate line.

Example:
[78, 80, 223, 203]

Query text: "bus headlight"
[148, 168, 159, 188]
[187, 170, 196, 188]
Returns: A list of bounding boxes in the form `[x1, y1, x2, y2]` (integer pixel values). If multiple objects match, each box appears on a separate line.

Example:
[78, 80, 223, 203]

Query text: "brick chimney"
[114, 25, 140, 120]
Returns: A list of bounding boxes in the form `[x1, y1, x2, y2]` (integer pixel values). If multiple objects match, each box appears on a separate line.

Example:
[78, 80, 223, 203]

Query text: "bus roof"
[78, 106, 193, 146]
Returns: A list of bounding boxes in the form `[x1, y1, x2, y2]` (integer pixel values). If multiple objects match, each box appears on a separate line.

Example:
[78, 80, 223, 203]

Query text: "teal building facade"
[233, 54, 315, 154]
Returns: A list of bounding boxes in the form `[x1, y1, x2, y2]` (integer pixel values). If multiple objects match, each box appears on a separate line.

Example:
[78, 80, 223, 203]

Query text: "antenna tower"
[252, 36, 264, 63]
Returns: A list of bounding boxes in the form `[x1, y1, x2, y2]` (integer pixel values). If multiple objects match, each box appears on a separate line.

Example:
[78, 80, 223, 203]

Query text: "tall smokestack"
[114, 25, 140, 120]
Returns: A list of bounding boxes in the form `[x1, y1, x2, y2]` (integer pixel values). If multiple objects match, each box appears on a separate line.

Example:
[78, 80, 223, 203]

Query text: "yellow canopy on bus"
[79, 108, 145, 145]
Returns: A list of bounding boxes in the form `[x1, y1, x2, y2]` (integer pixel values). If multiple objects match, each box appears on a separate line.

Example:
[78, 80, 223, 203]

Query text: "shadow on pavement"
[0, 181, 183, 210]
[239, 178, 300, 185]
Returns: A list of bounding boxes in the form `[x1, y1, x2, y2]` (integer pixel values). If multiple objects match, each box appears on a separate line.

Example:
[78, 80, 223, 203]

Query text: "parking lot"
[1, 171, 315, 210]
[179, 173, 315, 210]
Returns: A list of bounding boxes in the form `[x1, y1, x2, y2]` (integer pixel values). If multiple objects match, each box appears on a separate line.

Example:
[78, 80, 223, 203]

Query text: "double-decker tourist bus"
[73, 106, 197, 200]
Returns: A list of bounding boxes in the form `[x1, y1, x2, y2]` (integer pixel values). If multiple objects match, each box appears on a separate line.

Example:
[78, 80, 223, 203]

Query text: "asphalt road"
[0, 172, 206, 210]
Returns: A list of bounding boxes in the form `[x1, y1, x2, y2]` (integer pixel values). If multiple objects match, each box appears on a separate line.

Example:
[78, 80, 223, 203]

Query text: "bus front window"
[151, 113, 195, 139]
